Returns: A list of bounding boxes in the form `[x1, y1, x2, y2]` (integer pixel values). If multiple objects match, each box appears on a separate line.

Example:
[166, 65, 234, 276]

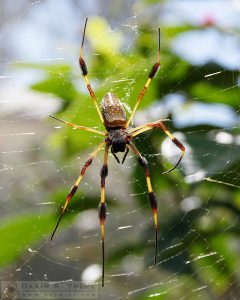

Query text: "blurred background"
[0, 0, 240, 299]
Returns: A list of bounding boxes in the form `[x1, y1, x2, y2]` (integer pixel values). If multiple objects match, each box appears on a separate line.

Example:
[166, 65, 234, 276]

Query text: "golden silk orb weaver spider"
[50, 18, 185, 287]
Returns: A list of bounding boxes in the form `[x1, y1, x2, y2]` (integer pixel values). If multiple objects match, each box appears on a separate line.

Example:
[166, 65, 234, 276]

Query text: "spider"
[50, 18, 185, 287]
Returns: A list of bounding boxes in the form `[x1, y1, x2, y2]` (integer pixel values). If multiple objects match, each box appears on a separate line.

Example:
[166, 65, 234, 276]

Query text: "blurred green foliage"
[0, 213, 53, 267]
[3, 15, 240, 299]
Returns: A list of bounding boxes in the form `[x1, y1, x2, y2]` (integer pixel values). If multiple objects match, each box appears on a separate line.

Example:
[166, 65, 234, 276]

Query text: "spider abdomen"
[101, 92, 127, 130]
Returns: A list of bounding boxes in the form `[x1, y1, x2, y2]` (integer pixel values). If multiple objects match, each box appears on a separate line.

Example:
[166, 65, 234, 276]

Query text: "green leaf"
[186, 132, 240, 184]
[190, 81, 239, 108]
[0, 214, 54, 267]
[31, 75, 78, 110]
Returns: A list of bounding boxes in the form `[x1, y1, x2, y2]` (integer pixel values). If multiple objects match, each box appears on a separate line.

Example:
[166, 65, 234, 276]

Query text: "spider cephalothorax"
[50, 18, 185, 287]
[107, 128, 129, 153]
[106, 128, 130, 164]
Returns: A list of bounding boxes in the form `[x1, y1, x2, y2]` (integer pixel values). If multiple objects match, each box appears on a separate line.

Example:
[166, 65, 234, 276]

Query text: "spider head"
[108, 129, 128, 153]
[112, 139, 126, 153]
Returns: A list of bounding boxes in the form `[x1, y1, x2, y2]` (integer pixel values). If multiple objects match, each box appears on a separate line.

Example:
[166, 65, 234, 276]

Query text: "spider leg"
[110, 146, 129, 164]
[79, 18, 104, 123]
[121, 146, 129, 164]
[51, 140, 105, 240]
[49, 115, 106, 136]
[128, 120, 185, 175]
[129, 141, 158, 264]
[125, 28, 160, 128]
[99, 144, 109, 287]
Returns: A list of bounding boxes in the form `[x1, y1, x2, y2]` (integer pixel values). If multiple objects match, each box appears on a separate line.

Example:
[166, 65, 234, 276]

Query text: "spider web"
[0, 0, 240, 299]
